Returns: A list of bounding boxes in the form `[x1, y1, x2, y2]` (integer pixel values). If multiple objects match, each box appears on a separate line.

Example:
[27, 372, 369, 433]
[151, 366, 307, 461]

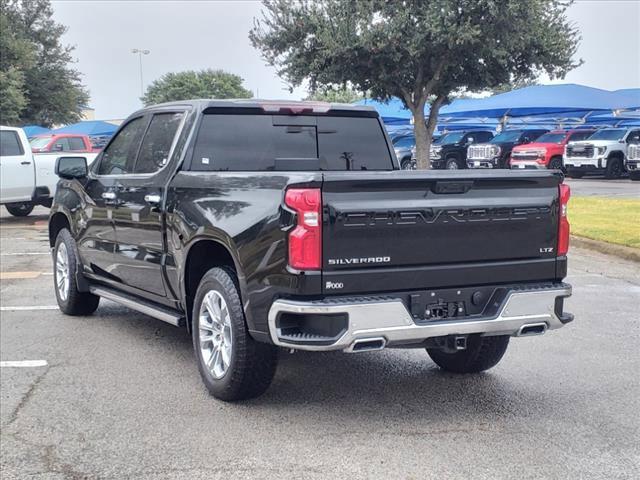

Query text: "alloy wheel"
[198, 290, 233, 379]
[55, 243, 70, 302]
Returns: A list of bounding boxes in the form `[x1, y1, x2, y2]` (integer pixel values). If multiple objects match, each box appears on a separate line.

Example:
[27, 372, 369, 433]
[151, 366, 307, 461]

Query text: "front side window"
[29, 136, 52, 149]
[134, 112, 184, 174]
[0, 131, 24, 156]
[68, 137, 86, 151]
[98, 117, 147, 175]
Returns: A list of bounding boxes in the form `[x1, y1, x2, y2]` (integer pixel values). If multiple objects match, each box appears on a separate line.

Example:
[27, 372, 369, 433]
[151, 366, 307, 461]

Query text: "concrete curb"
[571, 235, 640, 263]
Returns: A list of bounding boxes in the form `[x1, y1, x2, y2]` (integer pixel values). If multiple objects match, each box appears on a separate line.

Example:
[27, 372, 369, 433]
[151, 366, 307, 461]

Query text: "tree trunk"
[412, 94, 446, 170]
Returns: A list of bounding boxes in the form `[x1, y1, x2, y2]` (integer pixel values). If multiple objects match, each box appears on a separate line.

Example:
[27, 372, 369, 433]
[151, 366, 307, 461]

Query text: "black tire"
[401, 158, 415, 170]
[53, 229, 100, 315]
[192, 267, 278, 401]
[5, 202, 34, 217]
[630, 171, 640, 181]
[426, 335, 510, 373]
[605, 156, 623, 179]
[548, 156, 563, 170]
[445, 157, 460, 170]
[566, 170, 584, 179]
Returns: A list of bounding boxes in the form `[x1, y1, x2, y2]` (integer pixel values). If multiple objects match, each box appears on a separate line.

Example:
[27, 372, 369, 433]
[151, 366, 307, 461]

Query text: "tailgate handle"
[432, 181, 473, 194]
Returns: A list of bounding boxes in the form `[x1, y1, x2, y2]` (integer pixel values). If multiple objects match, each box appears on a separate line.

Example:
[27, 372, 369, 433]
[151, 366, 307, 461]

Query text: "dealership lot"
[1, 203, 639, 479]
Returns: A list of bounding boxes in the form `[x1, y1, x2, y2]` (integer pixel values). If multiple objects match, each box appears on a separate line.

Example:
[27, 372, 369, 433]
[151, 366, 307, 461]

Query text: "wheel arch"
[182, 237, 248, 333]
[49, 211, 72, 247]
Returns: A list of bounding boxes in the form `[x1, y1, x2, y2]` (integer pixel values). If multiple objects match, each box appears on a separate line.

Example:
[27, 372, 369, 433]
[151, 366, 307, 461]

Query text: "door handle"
[21, 161, 32, 165]
[101, 192, 117, 200]
[144, 194, 161, 204]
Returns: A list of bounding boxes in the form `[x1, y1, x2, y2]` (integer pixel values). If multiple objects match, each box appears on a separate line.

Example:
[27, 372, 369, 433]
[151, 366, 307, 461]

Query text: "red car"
[510, 129, 596, 170]
[29, 133, 97, 153]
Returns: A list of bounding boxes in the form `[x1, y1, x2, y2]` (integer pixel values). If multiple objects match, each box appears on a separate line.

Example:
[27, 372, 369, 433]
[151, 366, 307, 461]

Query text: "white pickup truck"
[563, 127, 640, 179]
[0, 126, 98, 216]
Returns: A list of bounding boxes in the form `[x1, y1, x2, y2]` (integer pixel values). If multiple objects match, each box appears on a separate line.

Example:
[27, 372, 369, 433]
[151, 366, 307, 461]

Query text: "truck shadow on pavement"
[96, 304, 561, 423]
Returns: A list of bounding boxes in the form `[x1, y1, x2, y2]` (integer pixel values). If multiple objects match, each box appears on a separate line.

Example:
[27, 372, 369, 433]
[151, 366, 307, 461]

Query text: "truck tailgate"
[321, 170, 562, 294]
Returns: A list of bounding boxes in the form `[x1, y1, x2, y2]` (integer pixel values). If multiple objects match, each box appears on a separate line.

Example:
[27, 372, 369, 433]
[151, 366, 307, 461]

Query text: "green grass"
[570, 197, 640, 249]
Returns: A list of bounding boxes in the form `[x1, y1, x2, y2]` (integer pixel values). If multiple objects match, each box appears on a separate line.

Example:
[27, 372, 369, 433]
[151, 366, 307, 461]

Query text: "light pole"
[131, 48, 150, 99]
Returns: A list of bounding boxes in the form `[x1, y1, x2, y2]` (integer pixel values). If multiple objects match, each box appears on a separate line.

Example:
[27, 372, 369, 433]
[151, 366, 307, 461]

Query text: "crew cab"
[48, 100, 573, 402]
[510, 129, 595, 170]
[427, 130, 494, 169]
[29, 133, 96, 153]
[467, 129, 548, 169]
[564, 128, 640, 179]
[1, 126, 98, 216]
[625, 142, 640, 181]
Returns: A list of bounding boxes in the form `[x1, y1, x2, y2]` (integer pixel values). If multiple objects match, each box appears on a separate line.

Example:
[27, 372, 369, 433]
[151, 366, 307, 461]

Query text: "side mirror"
[54, 144, 64, 151]
[55, 156, 88, 179]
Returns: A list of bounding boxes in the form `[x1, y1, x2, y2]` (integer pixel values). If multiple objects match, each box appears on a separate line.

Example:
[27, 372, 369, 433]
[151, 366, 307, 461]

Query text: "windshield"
[29, 136, 52, 149]
[587, 129, 626, 141]
[393, 136, 414, 148]
[490, 131, 523, 143]
[438, 132, 465, 145]
[533, 133, 567, 144]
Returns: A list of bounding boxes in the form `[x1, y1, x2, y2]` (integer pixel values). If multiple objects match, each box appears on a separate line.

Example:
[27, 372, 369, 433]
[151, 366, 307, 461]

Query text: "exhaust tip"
[347, 337, 386, 353]
[517, 323, 548, 337]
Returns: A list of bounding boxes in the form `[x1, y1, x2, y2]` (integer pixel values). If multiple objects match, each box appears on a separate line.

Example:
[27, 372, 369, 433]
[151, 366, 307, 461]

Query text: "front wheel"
[548, 156, 563, 170]
[445, 157, 460, 170]
[192, 267, 278, 401]
[426, 335, 509, 373]
[605, 157, 623, 179]
[53, 229, 100, 315]
[5, 202, 34, 217]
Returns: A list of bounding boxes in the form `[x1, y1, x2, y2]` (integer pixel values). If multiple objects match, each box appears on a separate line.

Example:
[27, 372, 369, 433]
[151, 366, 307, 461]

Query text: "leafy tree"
[250, 0, 581, 169]
[0, 0, 89, 127]
[306, 85, 363, 104]
[142, 69, 253, 106]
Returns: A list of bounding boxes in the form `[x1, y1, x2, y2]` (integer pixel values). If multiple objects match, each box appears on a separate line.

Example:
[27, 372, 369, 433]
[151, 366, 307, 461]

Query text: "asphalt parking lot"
[1, 200, 639, 479]
[565, 177, 639, 198]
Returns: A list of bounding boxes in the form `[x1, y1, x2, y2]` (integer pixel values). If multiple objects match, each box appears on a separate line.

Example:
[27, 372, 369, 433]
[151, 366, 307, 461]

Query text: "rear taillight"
[285, 188, 322, 270]
[558, 183, 571, 255]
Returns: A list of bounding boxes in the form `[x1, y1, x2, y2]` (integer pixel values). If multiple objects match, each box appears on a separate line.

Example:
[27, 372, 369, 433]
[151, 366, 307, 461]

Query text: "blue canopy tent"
[22, 125, 51, 137]
[354, 98, 412, 125]
[439, 84, 639, 118]
[53, 120, 118, 137]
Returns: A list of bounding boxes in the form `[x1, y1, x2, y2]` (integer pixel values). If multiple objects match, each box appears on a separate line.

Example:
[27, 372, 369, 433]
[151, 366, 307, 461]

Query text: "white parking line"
[0, 306, 58, 311]
[0, 360, 48, 368]
[0, 252, 49, 256]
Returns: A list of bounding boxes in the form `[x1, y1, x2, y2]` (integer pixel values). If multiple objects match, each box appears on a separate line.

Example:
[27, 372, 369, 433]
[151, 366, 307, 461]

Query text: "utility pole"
[131, 48, 150, 100]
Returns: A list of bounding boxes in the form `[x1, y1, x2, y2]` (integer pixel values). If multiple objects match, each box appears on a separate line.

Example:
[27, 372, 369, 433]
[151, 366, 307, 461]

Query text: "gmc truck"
[625, 143, 640, 181]
[564, 127, 640, 179]
[49, 100, 573, 402]
[467, 129, 548, 169]
[426, 129, 494, 169]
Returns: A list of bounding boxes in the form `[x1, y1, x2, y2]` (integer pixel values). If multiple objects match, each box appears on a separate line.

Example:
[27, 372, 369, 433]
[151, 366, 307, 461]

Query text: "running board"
[89, 286, 185, 327]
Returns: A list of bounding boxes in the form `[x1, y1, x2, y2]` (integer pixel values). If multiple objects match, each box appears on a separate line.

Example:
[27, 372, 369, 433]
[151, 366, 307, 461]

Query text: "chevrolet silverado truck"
[1, 126, 97, 216]
[564, 127, 640, 179]
[510, 129, 595, 170]
[48, 100, 573, 402]
[467, 129, 548, 169]
[625, 142, 640, 181]
[427, 130, 495, 170]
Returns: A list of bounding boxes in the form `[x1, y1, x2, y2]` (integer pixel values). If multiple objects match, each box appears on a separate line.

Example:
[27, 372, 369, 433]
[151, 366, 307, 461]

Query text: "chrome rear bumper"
[268, 284, 572, 352]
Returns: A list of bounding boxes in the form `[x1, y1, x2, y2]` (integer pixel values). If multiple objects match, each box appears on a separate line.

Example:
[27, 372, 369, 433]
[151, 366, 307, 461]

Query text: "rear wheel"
[548, 156, 563, 170]
[53, 229, 100, 315]
[445, 157, 459, 169]
[5, 202, 34, 217]
[192, 267, 278, 401]
[605, 156, 623, 179]
[426, 335, 510, 373]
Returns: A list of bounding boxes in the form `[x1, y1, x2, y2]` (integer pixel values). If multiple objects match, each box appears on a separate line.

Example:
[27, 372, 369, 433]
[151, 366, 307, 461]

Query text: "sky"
[51, 0, 640, 120]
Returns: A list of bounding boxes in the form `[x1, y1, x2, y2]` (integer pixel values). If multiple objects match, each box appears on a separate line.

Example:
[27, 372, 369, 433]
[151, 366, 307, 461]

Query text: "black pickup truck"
[49, 100, 573, 401]
[428, 129, 495, 169]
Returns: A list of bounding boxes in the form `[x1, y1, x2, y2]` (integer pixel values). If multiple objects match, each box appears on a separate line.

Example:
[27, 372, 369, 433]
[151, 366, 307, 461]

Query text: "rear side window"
[190, 114, 393, 171]
[134, 112, 184, 174]
[68, 137, 86, 151]
[98, 117, 147, 175]
[0, 131, 24, 156]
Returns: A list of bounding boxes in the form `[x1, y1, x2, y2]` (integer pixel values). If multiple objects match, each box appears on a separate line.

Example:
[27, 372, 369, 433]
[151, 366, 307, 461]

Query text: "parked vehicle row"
[467, 129, 548, 169]
[0, 126, 99, 216]
[48, 100, 573, 401]
[510, 129, 596, 170]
